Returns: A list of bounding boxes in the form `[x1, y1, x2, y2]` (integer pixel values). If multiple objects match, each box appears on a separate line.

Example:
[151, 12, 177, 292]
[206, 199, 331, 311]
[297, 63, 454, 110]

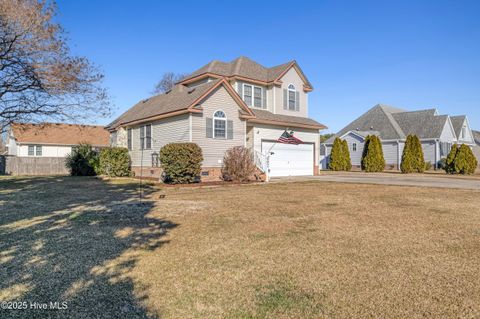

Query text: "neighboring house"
[322, 104, 475, 170]
[473, 130, 480, 166]
[107, 56, 327, 179]
[6, 123, 110, 157]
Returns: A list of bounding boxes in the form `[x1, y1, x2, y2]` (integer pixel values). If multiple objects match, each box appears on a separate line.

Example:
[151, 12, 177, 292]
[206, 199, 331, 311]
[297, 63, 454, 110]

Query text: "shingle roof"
[11, 123, 110, 146]
[328, 104, 461, 144]
[181, 56, 312, 88]
[450, 115, 466, 137]
[250, 109, 327, 129]
[472, 130, 480, 145]
[107, 79, 221, 129]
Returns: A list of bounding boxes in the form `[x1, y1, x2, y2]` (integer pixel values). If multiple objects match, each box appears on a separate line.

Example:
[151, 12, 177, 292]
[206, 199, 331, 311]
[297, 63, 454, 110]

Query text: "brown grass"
[1, 176, 479, 318]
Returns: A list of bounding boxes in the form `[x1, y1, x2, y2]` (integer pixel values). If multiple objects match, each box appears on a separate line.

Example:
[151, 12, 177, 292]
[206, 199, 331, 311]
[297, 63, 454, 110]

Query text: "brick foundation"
[131, 166, 227, 182]
[131, 166, 162, 179]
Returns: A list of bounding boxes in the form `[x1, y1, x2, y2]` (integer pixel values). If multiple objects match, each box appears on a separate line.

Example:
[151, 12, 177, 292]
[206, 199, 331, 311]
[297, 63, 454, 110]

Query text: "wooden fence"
[1, 156, 69, 176]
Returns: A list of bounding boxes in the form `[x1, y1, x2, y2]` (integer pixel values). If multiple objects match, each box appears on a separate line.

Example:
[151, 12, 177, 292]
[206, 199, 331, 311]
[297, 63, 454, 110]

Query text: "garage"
[261, 141, 314, 177]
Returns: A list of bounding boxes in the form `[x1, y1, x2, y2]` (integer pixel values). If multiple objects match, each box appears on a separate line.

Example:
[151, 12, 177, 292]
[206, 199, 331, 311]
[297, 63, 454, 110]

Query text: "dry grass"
[1, 176, 479, 318]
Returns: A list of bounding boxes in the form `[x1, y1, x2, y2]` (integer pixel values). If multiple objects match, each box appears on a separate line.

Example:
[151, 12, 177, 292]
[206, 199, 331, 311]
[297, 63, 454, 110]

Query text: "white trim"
[213, 109, 227, 139]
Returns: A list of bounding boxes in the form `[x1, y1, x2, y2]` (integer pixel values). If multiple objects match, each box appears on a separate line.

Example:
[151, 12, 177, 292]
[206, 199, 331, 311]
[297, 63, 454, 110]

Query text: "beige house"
[6, 123, 110, 157]
[107, 56, 326, 180]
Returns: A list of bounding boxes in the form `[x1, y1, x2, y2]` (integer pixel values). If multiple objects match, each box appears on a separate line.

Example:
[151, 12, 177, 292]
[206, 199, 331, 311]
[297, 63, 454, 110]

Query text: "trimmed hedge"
[221, 146, 256, 182]
[401, 135, 425, 173]
[65, 143, 99, 176]
[444, 144, 459, 174]
[342, 140, 352, 171]
[99, 147, 131, 177]
[329, 137, 345, 171]
[361, 135, 385, 172]
[159, 143, 203, 184]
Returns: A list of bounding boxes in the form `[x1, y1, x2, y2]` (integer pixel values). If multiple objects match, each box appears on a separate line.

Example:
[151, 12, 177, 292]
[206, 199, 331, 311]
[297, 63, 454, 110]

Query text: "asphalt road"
[272, 172, 480, 190]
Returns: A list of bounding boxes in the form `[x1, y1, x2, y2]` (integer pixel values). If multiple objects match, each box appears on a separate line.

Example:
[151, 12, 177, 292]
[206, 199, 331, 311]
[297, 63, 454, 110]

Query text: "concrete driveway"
[272, 172, 480, 190]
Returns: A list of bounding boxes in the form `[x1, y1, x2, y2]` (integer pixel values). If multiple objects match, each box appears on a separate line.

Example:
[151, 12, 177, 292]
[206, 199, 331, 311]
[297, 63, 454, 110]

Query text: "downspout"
[434, 139, 439, 170]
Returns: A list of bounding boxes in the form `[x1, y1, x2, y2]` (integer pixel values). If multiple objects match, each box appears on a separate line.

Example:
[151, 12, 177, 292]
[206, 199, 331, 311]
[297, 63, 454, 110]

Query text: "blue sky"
[57, 0, 480, 133]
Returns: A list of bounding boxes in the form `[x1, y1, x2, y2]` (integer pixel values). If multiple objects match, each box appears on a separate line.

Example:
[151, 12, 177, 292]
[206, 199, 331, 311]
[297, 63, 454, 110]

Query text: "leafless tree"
[152, 72, 187, 94]
[0, 0, 111, 133]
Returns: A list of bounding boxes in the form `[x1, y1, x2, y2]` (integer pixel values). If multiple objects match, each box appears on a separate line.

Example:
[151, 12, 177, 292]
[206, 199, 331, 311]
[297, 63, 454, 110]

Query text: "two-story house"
[107, 56, 327, 180]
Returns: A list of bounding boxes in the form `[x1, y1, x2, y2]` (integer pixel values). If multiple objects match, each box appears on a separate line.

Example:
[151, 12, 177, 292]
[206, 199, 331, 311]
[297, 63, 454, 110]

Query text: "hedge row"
[444, 144, 477, 175]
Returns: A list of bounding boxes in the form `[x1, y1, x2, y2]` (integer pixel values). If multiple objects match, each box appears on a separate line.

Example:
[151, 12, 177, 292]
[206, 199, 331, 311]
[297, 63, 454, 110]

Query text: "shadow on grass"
[0, 176, 174, 318]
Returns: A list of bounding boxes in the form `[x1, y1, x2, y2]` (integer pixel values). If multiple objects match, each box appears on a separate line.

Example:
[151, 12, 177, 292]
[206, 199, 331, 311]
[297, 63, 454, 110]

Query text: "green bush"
[454, 144, 478, 175]
[438, 157, 447, 170]
[65, 143, 99, 176]
[221, 146, 256, 182]
[342, 140, 352, 171]
[329, 137, 345, 171]
[361, 135, 385, 172]
[99, 147, 131, 177]
[401, 135, 425, 173]
[424, 161, 433, 171]
[159, 143, 203, 184]
[444, 144, 478, 175]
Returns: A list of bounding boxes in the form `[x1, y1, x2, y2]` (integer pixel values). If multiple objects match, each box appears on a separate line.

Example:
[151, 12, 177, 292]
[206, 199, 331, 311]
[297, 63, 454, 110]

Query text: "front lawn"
[1, 176, 479, 318]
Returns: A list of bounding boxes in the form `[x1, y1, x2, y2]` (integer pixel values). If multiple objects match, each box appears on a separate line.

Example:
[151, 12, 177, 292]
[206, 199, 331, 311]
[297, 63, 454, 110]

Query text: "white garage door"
[262, 141, 314, 177]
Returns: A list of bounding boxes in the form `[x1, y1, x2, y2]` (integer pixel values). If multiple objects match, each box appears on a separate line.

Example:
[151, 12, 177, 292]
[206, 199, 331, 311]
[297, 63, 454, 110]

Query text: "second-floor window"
[243, 84, 263, 108]
[352, 143, 357, 152]
[461, 126, 467, 139]
[288, 84, 296, 110]
[139, 125, 152, 150]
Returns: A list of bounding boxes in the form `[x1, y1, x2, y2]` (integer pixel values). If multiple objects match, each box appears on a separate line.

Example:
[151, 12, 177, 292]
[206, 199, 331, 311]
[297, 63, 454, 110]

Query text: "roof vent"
[188, 87, 196, 94]
[370, 126, 374, 130]
[142, 98, 150, 103]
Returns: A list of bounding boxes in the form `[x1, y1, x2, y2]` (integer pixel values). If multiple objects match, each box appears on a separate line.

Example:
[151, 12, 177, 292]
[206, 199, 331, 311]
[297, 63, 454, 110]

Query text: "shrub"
[401, 135, 425, 173]
[454, 144, 478, 175]
[342, 140, 352, 171]
[361, 135, 385, 172]
[99, 147, 131, 177]
[444, 144, 459, 174]
[65, 143, 99, 176]
[159, 143, 203, 184]
[438, 157, 447, 170]
[221, 146, 256, 182]
[424, 161, 433, 171]
[329, 137, 345, 171]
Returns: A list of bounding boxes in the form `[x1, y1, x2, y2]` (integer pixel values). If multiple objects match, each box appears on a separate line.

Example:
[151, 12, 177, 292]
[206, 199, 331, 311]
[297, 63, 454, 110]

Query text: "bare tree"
[152, 72, 187, 94]
[0, 0, 110, 133]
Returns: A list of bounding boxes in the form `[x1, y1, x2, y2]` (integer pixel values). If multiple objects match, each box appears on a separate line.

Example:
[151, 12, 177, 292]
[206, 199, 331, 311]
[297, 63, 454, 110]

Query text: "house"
[6, 123, 110, 157]
[107, 56, 327, 180]
[473, 130, 480, 166]
[322, 104, 475, 170]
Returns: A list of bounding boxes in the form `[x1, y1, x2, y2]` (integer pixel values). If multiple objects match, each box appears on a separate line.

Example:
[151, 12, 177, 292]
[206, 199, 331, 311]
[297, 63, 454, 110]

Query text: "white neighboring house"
[6, 123, 110, 158]
[107, 56, 327, 180]
[473, 130, 480, 166]
[322, 105, 476, 170]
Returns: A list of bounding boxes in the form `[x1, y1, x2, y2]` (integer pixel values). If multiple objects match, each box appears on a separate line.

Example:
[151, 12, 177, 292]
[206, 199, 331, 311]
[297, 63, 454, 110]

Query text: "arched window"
[213, 110, 226, 138]
[288, 84, 296, 110]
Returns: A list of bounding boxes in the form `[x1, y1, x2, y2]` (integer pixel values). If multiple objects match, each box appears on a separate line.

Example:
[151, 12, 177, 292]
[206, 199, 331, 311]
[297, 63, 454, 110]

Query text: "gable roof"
[329, 104, 462, 143]
[180, 56, 313, 89]
[107, 79, 254, 130]
[450, 115, 466, 137]
[11, 123, 110, 146]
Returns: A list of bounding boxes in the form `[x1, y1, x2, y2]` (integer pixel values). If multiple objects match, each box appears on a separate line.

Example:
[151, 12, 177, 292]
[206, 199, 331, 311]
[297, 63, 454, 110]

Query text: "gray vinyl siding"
[274, 68, 308, 117]
[382, 142, 398, 165]
[342, 133, 364, 166]
[129, 114, 189, 167]
[192, 86, 246, 167]
[421, 141, 437, 164]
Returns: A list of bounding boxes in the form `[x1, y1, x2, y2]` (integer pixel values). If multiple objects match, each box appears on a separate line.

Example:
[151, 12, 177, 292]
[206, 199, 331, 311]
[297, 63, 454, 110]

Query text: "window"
[288, 84, 296, 110]
[461, 126, 467, 139]
[139, 125, 152, 150]
[127, 128, 132, 150]
[28, 145, 34, 156]
[352, 143, 357, 152]
[213, 110, 226, 138]
[243, 84, 252, 106]
[36, 145, 42, 156]
[27, 145, 42, 156]
[254, 87, 262, 107]
[243, 84, 263, 108]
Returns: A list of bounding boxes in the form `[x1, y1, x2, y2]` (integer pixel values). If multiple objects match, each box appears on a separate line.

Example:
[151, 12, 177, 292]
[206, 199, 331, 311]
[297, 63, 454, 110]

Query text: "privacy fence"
[0, 156, 69, 176]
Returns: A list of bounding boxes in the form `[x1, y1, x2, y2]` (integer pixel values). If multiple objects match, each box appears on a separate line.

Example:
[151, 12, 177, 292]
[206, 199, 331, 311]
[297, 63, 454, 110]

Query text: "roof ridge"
[378, 105, 406, 138]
